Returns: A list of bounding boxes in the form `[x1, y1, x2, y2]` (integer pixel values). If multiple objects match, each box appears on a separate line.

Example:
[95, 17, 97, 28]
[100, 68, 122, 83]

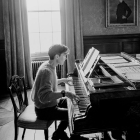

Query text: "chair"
[8, 75, 57, 140]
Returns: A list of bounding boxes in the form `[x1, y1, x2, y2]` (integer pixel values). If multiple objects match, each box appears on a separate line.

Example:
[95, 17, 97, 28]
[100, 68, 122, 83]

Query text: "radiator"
[31, 61, 62, 79]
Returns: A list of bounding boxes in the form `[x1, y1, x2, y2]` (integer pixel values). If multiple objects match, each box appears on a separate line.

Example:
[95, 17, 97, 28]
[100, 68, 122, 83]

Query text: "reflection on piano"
[66, 47, 140, 137]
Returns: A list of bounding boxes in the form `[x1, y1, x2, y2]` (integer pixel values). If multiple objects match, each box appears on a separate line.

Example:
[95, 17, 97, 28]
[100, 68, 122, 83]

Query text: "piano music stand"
[80, 47, 100, 78]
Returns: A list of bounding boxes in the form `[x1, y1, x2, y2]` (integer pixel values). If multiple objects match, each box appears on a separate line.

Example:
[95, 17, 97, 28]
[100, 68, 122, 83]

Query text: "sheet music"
[83, 48, 99, 76]
[81, 47, 94, 70]
[102, 58, 128, 64]
[87, 55, 100, 78]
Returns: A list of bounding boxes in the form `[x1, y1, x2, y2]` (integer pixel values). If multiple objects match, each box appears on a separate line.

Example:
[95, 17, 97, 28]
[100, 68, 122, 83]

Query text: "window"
[26, 0, 61, 58]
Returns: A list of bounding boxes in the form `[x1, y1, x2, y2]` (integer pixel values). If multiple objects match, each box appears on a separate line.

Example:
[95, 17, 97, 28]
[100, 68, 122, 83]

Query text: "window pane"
[39, 12, 52, 32]
[40, 33, 52, 52]
[27, 0, 61, 55]
[29, 33, 40, 53]
[52, 12, 61, 32]
[28, 12, 39, 32]
[51, 0, 60, 10]
[26, 0, 38, 11]
[38, 0, 51, 10]
[52, 32, 61, 44]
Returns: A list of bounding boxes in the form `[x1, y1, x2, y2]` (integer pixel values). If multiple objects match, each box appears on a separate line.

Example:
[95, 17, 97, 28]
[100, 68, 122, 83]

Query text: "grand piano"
[66, 47, 140, 137]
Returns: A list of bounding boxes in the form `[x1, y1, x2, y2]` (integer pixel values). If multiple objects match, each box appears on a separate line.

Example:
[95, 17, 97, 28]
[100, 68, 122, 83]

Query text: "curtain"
[60, 0, 84, 77]
[2, 0, 33, 88]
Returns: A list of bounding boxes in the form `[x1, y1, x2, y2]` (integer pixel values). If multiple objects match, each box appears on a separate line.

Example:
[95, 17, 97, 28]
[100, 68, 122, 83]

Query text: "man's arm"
[38, 69, 62, 104]
[125, 3, 132, 18]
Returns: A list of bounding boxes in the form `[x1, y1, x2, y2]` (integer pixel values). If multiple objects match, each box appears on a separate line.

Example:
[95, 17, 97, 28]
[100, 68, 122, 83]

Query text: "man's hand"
[65, 91, 80, 104]
[58, 77, 73, 86]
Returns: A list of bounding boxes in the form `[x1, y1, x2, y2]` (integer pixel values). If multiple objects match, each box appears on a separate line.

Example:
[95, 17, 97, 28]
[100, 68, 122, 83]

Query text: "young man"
[31, 44, 81, 140]
[116, 0, 132, 23]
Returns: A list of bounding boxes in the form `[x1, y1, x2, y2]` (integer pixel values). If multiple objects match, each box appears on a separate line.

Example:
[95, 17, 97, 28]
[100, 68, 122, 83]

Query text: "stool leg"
[44, 129, 48, 140]
[22, 128, 26, 140]
[14, 125, 19, 140]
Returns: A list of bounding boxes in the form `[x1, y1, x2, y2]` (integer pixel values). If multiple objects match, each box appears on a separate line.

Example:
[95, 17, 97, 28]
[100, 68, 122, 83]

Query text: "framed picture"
[106, 0, 138, 27]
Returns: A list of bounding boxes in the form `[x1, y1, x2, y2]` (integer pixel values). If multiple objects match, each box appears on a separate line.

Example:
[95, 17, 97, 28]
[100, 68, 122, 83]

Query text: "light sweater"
[31, 61, 58, 109]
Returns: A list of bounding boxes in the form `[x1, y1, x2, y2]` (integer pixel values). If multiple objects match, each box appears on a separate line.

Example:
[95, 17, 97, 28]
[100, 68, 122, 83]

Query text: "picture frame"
[106, 0, 138, 27]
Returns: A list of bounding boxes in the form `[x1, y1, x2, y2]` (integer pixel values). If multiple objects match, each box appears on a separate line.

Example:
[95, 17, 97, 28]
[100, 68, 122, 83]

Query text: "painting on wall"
[106, 0, 138, 27]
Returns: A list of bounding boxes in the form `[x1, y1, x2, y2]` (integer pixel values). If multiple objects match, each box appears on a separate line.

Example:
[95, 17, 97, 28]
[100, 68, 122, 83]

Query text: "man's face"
[57, 52, 68, 65]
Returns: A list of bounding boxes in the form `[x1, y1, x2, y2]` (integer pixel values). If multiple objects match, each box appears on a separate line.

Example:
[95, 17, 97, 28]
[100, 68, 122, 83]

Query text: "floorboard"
[0, 121, 14, 140]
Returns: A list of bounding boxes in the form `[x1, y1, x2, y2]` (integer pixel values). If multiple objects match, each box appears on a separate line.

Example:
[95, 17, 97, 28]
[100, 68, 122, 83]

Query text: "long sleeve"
[37, 69, 53, 104]
[32, 62, 59, 108]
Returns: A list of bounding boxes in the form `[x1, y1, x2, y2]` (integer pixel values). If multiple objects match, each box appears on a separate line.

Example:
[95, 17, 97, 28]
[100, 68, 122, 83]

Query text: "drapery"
[2, 0, 33, 88]
[60, 0, 84, 77]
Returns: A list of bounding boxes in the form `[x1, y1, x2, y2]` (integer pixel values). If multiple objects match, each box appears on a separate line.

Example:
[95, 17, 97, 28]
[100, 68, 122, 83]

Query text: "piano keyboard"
[67, 77, 91, 114]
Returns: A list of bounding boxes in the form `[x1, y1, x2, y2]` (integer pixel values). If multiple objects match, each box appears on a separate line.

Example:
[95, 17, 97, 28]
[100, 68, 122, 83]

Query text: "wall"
[81, 0, 140, 36]
[0, 0, 139, 37]
[0, 0, 4, 39]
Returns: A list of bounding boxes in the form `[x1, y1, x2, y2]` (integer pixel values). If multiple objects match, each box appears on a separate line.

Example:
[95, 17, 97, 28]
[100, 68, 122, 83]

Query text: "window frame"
[27, 1, 61, 60]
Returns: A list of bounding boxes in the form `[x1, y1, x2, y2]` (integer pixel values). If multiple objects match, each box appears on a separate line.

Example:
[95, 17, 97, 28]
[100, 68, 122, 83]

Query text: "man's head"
[48, 44, 69, 64]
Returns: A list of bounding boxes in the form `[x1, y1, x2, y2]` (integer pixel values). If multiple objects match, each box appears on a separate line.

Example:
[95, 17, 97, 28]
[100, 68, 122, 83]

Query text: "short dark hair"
[48, 44, 69, 60]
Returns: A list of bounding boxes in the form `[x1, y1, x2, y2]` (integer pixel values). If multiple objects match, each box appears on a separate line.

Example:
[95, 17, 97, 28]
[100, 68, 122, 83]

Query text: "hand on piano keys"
[58, 77, 74, 86]
[65, 90, 80, 104]
[67, 77, 74, 86]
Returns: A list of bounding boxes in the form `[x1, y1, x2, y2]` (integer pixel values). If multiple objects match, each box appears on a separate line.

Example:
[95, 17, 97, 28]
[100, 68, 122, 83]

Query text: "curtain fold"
[2, 0, 33, 88]
[60, 0, 84, 77]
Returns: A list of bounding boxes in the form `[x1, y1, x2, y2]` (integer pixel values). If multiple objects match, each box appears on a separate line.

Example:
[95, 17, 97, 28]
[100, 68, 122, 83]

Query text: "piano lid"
[80, 47, 100, 78]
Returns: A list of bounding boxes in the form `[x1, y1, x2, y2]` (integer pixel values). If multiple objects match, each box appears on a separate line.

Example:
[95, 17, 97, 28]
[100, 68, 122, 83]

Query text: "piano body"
[66, 47, 140, 136]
